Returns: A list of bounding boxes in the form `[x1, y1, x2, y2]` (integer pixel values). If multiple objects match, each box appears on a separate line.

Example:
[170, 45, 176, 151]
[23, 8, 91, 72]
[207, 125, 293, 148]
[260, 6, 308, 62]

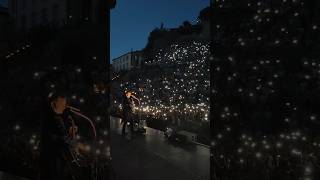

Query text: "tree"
[183, 20, 192, 27]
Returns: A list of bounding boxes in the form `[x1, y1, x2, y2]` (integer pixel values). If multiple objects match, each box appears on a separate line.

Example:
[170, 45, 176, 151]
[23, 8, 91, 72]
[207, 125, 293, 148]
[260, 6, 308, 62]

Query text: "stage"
[110, 117, 210, 180]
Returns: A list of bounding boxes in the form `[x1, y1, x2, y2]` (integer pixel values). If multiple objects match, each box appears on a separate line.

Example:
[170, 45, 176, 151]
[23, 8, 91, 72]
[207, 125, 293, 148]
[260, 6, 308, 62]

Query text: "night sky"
[111, 0, 210, 60]
[0, 0, 7, 6]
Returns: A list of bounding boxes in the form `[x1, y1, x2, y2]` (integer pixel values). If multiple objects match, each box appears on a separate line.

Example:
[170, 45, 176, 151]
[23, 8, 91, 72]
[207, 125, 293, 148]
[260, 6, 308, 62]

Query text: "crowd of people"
[211, 0, 320, 179]
[111, 37, 211, 144]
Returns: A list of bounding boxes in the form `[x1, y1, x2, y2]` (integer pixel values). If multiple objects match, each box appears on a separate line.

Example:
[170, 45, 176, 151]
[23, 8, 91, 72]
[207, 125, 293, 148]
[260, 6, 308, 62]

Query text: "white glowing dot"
[96, 149, 101, 154]
[310, 116, 316, 121]
[276, 142, 282, 148]
[14, 125, 20, 131]
[256, 152, 262, 158]
[211, 141, 216, 146]
[85, 145, 91, 151]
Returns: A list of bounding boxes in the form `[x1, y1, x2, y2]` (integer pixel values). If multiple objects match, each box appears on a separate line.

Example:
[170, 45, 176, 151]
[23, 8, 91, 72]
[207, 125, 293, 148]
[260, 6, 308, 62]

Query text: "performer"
[121, 90, 140, 139]
[39, 92, 77, 180]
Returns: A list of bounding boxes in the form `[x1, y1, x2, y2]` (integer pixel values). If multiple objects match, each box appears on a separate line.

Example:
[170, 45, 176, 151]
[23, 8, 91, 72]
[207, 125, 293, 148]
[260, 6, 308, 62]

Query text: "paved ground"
[110, 117, 210, 180]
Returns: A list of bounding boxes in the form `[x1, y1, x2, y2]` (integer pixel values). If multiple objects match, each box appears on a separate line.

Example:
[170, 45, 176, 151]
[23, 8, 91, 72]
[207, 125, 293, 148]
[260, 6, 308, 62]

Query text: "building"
[112, 51, 143, 72]
[8, 0, 106, 31]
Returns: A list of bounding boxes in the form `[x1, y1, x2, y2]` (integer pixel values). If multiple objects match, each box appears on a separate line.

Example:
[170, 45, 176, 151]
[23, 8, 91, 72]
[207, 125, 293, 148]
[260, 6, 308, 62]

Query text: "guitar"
[62, 113, 82, 167]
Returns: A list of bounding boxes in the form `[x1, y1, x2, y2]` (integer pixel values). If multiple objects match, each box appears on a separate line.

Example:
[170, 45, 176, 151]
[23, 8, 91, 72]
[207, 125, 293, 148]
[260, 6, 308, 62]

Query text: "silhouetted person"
[121, 90, 140, 139]
[39, 93, 75, 180]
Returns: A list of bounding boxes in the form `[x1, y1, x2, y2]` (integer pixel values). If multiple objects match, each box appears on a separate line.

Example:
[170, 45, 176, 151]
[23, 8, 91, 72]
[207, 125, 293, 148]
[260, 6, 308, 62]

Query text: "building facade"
[8, 0, 104, 31]
[112, 51, 143, 72]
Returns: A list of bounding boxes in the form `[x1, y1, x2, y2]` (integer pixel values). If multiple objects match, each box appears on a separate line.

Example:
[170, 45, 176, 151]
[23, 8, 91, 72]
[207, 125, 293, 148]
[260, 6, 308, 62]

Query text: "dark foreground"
[0, 171, 29, 180]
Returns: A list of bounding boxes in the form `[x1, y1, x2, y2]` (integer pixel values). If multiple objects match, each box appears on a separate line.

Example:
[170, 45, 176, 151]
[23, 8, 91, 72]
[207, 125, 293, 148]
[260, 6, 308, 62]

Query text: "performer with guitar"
[39, 92, 77, 180]
[39, 74, 119, 179]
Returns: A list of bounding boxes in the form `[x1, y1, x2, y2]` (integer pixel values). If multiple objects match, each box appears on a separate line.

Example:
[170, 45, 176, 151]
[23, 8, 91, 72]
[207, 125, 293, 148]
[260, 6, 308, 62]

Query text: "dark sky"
[0, 0, 7, 6]
[111, 0, 210, 60]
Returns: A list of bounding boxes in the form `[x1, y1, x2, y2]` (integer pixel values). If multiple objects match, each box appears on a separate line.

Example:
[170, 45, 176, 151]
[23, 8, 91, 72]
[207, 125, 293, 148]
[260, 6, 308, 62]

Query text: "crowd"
[111, 37, 211, 144]
[211, 0, 320, 179]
